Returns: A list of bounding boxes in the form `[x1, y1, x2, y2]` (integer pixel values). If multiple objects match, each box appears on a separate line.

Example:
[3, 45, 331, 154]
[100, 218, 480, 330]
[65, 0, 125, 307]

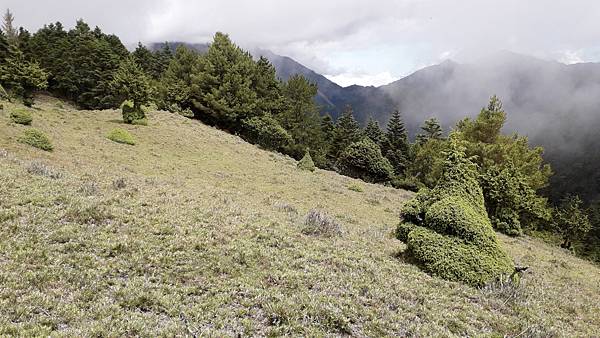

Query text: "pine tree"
[254, 56, 285, 116]
[553, 195, 591, 250]
[191, 32, 257, 129]
[1, 9, 17, 44]
[364, 116, 385, 147]
[416, 117, 443, 144]
[385, 110, 410, 175]
[132, 42, 156, 78]
[157, 45, 199, 112]
[329, 105, 362, 159]
[111, 56, 151, 112]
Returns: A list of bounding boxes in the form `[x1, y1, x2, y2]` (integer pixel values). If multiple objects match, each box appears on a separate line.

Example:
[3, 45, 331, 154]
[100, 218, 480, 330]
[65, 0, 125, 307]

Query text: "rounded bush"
[336, 138, 393, 183]
[107, 128, 136, 145]
[10, 108, 33, 125]
[397, 144, 514, 287]
[18, 129, 53, 151]
[242, 115, 293, 151]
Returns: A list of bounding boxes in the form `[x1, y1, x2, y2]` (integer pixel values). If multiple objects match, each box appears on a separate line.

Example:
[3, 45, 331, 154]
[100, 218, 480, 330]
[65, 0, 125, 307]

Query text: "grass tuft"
[10, 108, 33, 125]
[302, 209, 342, 237]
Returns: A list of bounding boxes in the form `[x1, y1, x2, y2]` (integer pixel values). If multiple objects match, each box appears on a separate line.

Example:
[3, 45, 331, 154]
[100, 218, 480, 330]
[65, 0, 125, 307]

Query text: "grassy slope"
[0, 96, 599, 336]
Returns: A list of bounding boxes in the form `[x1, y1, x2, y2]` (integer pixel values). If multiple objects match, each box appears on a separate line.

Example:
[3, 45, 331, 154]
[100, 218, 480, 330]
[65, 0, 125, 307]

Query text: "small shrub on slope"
[397, 139, 514, 287]
[10, 108, 33, 125]
[297, 150, 316, 172]
[107, 128, 136, 145]
[121, 100, 146, 125]
[18, 129, 53, 151]
[302, 209, 342, 237]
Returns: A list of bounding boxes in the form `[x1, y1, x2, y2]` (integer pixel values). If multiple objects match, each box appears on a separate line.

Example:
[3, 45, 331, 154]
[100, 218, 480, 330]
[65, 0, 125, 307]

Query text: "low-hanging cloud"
[4, 0, 600, 85]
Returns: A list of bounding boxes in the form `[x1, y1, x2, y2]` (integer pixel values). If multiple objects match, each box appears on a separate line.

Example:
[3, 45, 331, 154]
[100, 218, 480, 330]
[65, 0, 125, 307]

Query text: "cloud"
[325, 71, 399, 87]
[4, 0, 600, 86]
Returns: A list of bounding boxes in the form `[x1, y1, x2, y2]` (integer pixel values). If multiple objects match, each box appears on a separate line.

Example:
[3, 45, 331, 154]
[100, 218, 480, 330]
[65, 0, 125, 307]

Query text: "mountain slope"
[0, 95, 599, 336]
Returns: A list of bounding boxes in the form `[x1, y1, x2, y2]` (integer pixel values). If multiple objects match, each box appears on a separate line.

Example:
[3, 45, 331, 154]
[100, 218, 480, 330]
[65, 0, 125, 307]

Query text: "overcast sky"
[6, 1, 600, 86]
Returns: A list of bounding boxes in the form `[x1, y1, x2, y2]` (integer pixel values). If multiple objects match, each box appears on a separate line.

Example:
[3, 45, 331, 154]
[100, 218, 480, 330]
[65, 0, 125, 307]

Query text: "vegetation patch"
[397, 140, 514, 287]
[302, 209, 342, 237]
[26, 161, 62, 179]
[10, 108, 33, 125]
[18, 128, 53, 151]
[107, 128, 136, 145]
[297, 150, 316, 172]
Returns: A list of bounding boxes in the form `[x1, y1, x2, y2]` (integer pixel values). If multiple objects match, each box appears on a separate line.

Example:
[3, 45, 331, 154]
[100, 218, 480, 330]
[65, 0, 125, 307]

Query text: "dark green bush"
[23, 97, 34, 107]
[121, 100, 146, 124]
[107, 128, 136, 145]
[242, 115, 293, 151]
[391, 175, 424, 192]
[297, 150, 316, 172]
[18, 129, 53, 151]
[397, 141, 514, 287]
[10, 108, 33, 125]
[336, 138, 393, 183]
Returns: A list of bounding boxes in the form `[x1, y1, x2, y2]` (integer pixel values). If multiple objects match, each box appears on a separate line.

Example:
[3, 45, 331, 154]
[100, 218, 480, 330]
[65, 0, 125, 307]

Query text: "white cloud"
[5, 0, 600, 85]
[325, 71, 399, 87]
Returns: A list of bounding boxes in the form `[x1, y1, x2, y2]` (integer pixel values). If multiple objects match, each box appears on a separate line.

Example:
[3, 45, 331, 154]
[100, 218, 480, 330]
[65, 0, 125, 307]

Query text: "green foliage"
[553, 195, 591, 250]
[27, 20, 125, 109]
[18, 128, 53, 151]
[390, 175, 424, 192]
[157, 45, 199, 112]
[364, 117, 385, 147]
[297, 150, 316, 172]
[416, 117, 443, 144]
[242, 115, 293, 152]
[336, 138, 393, 183]
[191, 32, 257, 128]
[120, 100, 146, 124]
[397, 141, 514, 287]
[107, 128, 136, 145]
[347, 183, 364, 192]
[9, 108, 32, 125]
[329, 105, 362, 159]
[0, 83, 8, 100]
[481, 164, 550, 236]
[110, 56, 152, 112]
[384, 110, 410, 175]
[0, 43, 48, 104]
[408, 138, 449, 188]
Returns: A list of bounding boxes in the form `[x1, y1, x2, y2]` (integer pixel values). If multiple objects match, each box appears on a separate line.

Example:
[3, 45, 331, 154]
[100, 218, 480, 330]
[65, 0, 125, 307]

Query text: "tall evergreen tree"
[254, 56, 285, 116]
[416, 117, 443, 144]
[329, 105, 362, 159]
[111, 56, 151, 111]
[132, 42, 156, 78]
[190, 32, 257, 129]
[385, 110, 410, 175]
[1, 9, 17, 43]
[364, 116, 385, 147]
[157, 45, 199, 112]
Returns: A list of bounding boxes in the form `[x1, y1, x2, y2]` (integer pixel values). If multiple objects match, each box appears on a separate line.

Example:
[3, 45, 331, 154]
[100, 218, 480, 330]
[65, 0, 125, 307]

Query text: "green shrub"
[397, 140, 514, 287]
[107, 128, 136, 145]
[10, 108, 33, 125]
[0, 84, 8, 100]
[297, 150, 316, 172]
[336, 138, 393, 183]
[23, 97, 34, 107]
[391, 175, 424, 192]
[347, 183, 364, 192]
[242, 115, 293, 151]
[18, 129, 53, 151]
[121, 100, 146, 124]
[131, 118, 148, 126]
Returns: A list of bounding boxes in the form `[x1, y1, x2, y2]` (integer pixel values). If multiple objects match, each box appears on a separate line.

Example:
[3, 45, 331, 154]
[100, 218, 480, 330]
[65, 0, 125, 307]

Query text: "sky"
[6, 0, 600, 87]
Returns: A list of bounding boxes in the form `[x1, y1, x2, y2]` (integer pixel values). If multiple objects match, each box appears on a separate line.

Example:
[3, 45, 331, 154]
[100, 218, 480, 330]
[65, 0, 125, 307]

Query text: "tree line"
[0, 9, 598, 262]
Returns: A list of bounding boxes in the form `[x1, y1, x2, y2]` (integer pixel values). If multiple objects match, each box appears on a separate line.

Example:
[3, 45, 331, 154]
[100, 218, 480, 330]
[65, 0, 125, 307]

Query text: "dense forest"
[0, 9, 598, 264]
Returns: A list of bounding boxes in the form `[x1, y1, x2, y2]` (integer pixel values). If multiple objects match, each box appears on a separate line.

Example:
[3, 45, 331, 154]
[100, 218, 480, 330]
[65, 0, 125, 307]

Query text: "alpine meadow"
[1, 2, 600, 337]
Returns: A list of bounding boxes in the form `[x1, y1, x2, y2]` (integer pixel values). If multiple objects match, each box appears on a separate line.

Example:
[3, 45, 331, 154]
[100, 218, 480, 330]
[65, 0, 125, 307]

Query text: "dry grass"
[0, 95, 599, 336]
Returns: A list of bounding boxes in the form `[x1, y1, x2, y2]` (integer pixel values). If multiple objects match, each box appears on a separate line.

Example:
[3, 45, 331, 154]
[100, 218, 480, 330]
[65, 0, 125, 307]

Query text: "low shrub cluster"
[18, 129, 53, 151]
[10, 108, 33, 125]
[107, 128, 136, 145]
[336, 138, 393, 183]
[121, 100, 146, 125]
[397, 141, 514, 287]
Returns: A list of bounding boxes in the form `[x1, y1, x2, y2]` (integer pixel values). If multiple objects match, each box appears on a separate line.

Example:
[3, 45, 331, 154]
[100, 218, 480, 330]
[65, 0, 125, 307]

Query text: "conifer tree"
[157, 45, 199, 112]
[329, 105, 362, 159]
[364, 116, 385, 147]
[132, 42, 156, 78]
[385, 110, 410, 175]
[416, 117, 443, 144]
[1, 9, 17, 43]
[253, 56, 285, 116]
[111, 56, 151, 114]
[553, 195, 591, 250]
[191, 32, 257, 129]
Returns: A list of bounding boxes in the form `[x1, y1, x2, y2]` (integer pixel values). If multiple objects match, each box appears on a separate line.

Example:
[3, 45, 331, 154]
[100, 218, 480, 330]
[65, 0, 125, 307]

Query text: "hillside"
[1, 96, 599, 336]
